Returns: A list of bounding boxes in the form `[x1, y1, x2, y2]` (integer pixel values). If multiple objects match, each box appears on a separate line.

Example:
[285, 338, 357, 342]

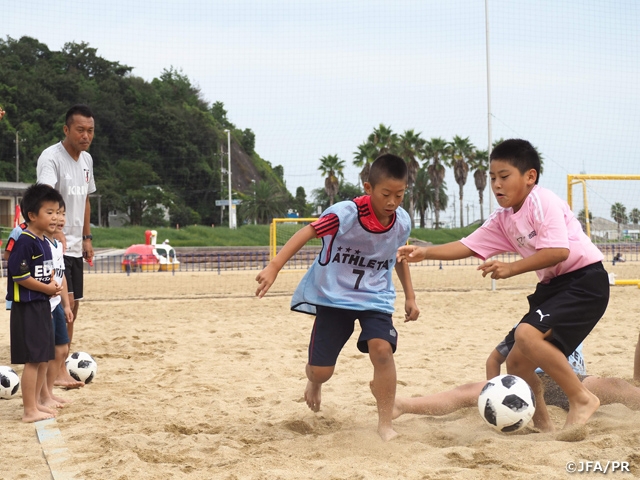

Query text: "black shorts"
[503, 262, 609, 356]
[10, 300, 55, 364]
[308, 306, 397, 367]
[64, 256, 84, 301]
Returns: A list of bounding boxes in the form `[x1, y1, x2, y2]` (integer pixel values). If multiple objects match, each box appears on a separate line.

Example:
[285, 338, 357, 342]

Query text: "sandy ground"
[1, 262, 640, 479]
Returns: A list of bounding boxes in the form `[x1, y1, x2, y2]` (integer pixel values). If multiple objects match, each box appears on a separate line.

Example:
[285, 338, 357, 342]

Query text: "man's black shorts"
[64, 256, 84, 301]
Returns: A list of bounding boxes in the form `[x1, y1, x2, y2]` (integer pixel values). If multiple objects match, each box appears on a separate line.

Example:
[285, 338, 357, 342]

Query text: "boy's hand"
[44, 279, 62, 297]
[64, 306, 74, 323]
[404, 299, 420, 322]
[255, 264, 279, 298]
[397, 245, 426, 264]
[477, 260, 513, 280]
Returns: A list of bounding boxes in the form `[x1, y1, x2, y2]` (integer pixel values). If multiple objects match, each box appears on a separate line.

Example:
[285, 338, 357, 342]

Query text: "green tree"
[577, 208, 594, 232]
[398, 129, 426, 228]
[468, 149, 488, 223]
[318, 154, 345, 206]
[412, 167, 448, 228]
[294, 186, 312, 217]
[423, 137, 449, 229]
[628, 208, 640, 225]
[239, 180, 287, 225]
[312, 181, 364, 212]
[448, 135, 475, 228]
[353, 142, 378, 187]
[611, 202, 628, 238]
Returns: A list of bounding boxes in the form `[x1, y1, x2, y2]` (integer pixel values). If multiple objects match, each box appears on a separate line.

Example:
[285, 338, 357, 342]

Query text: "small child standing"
[397, 139, 609, 432]
[256, 153, 420, 441]
[44, 201, 83, 399]
[7, 184, 63, 422]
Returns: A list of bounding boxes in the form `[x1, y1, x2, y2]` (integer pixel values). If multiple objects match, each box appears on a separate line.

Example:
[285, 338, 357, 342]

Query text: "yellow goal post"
[270, 218, 320, 259]
[567, 174, 640, 238]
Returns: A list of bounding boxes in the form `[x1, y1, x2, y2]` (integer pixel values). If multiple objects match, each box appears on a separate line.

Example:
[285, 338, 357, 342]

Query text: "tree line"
[0, 36, 286, 227]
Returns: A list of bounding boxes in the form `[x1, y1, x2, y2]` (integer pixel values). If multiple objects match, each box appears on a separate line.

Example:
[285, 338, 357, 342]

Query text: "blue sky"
[6, 0, 640, 224]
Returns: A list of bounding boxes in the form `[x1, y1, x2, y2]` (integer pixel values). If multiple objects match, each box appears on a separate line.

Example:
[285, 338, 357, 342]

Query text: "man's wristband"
[82, 234, 93, 240]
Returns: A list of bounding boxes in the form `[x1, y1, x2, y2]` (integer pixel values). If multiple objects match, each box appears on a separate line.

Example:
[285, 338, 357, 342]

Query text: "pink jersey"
[460, 185, 603, 284]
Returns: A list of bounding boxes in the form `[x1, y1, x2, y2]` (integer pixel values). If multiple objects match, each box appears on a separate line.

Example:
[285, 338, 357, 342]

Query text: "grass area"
[90, 224, 477, 248]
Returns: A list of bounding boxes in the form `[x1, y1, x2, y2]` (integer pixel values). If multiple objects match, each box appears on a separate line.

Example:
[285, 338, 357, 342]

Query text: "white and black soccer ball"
[478, 374, 536, 433]
[66, 352, 98, 384]
[0, 365, 20, 399]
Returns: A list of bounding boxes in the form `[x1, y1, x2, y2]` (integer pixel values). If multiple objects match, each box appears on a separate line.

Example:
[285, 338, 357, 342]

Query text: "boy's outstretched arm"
[394, 260, 419, 322]
[477, 247, 569, 280]
[485, 348, 507, 379]
[255, 224, 317, 298]
[397, 241, 474, 264]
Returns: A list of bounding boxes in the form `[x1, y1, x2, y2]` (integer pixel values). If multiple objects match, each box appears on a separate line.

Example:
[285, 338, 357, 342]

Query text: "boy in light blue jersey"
[256, 153, 420, 441]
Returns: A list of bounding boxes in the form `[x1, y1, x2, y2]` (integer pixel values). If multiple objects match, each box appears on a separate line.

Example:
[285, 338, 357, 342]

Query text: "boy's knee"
[306, 364, 334, 383]
[367, 339, 394, 365]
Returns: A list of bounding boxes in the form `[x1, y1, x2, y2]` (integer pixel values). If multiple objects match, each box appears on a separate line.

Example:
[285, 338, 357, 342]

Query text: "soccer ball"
[0, 366, 20, 399]
[66, 352, 98, 384]
[478, 374, 536, 433]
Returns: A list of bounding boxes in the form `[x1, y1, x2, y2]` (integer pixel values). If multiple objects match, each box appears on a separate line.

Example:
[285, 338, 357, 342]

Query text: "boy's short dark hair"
[490, 139, 541, 184]
[65, 104, 93, 127]
[368, 153, 408, 186]
[21, 184, 63, 224]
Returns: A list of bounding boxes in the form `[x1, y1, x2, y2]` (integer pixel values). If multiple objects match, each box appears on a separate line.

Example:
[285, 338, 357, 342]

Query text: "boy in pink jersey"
[397, 139, 609, 432]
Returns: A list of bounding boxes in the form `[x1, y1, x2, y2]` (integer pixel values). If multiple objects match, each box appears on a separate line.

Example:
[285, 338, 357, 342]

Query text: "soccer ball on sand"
[0, 366, 20, 399]
[66, 352, 98, 384]
[478, 374, 536, 433]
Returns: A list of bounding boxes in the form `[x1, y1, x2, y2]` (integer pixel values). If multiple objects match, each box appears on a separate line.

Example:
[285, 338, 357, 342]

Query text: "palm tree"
[629, 208, 640, 225]
[423, 137, 448, 229]
[577, 208, 593, 232]
[449, 135, 475, 228]
[398, 129, 426, 228]
[468, 149, 488, 223]
[413, 167, 448, 228]
[367, 123, 398, 155]
[353, 142, 377, 187]
[239, 180, 287, 224]
[318, 154, 345, 206]
[611, 202, 628, 239]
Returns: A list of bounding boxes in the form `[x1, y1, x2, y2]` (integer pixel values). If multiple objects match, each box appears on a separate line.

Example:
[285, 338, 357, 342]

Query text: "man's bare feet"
[304, 380, 322, 412]
[54, 373, 84, 389]
[23, 410, 55, 423]
[565, 390, 600, 428]
[50, 392, 71, 405]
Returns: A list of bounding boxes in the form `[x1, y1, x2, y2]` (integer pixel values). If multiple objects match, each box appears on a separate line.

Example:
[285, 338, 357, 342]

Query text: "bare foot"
[23, 410, 54, 423]
[304, 380, 322, 412]
[50, 392, 71, 405]
[565, 390, 600, 428]
[54, 374, 84, 389]
[378, 424, 399, 442]
[37, 403, 57, 416]
[532, 417, 555, 433]
[40, 398, 64, 410]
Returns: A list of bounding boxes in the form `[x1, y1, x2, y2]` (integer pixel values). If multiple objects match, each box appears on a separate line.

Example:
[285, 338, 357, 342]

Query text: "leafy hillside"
[0, 36, 288, 227]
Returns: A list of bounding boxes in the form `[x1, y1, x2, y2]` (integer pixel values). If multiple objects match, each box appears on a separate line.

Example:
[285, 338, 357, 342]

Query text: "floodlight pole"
[485, 0, 496, 291]
[225, 129, 233, 229]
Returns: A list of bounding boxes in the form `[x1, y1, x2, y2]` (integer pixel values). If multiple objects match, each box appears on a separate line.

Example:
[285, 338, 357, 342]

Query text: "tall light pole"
[485, 0, 496, 291]
[224, 129, 234, 229]
[14, 131, 25, 182]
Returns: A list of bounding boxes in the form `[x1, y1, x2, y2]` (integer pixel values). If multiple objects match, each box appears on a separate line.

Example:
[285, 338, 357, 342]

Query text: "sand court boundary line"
[35, 418, 80, 480]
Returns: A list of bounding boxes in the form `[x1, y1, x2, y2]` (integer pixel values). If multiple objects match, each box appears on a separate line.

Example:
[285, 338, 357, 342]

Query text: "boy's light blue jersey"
[291, 196, 411, 315]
